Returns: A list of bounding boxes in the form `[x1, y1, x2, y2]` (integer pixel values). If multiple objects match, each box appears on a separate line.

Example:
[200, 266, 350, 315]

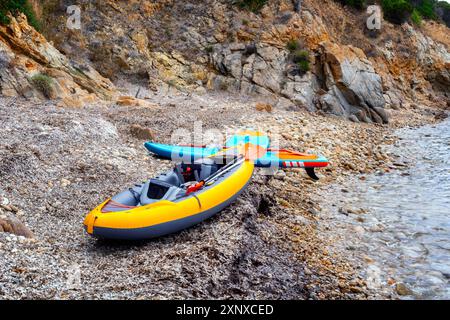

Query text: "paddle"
[186, 143, 266, 195]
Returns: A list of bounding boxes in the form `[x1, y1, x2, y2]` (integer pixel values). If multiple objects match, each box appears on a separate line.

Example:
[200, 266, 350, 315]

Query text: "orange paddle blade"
[242, 143, 267, 162]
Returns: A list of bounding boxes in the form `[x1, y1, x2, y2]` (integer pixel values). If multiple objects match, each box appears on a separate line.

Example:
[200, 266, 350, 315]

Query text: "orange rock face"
[0, 13, 117, 106]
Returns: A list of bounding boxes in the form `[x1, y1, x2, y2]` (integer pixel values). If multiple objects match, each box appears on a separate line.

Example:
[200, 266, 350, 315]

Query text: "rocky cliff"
[28, 0, 449, 123]
[0, 13, 116, 107]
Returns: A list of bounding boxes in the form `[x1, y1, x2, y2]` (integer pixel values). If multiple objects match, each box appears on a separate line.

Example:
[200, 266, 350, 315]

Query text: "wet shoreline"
[315, 118, 450, 299]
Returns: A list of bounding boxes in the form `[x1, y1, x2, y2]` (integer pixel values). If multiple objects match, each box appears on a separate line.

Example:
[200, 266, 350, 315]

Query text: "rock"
[281, 73, 318, 111]
[60, 178, 71, 187]
[211, 43, 287, 96]
[251, 45, 287, 94]
[373, 107, 389, 124]
[273, 170, 286, 181]
[0, 216, 34, 238]
[319, 42, 388, 123]
[434, 111, 448, 121]
[130, 124, 156, 140]
[8, 205, 19, 213]
[384, 91, 403, 110]
[369, 108, 384, 124]
[348, 115, 360, 123]
[319, 92, 346, 116]
[353, 226, 365, 235]
[194, 86, 207, 95]
[57, 97, 83, 108]
[0, 196, 10, 206]
[395, 283, 414, 296]
[293, 215, 311, 226]
[117, 96, 153, 107]
[255, 103, 273, 112]
[275, 97, 295, 110]
[339, 206, 366, 215]
[427, 66, 450, 94]
[223, 52, 243, 79]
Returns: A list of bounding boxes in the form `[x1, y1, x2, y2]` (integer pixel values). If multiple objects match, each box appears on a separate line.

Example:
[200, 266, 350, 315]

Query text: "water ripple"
[345, 119, 449, 299]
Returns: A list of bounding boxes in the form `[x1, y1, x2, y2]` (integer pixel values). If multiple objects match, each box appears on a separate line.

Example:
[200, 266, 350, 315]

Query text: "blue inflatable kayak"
[144, 143, 329, 168]
[144, 131, 329, 180]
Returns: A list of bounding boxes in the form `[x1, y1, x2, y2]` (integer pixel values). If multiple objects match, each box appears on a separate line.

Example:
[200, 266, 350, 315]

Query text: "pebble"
[0, 196, 10, 206]
[369, 224, 385, 233]
[61, 178, 71, 187]
[395, 283, 414, 296]
[16, 210, 25, 217]
[273, 170, 286, 181]
[353, 226, 365, 235]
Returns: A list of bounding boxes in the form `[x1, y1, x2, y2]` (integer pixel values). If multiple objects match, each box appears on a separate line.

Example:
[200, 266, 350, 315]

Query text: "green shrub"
[290, 48, 310, 75]
[334, 1, 446, 26]
[286, 39, 300, 52]
[0, 0, 40, 30]
[338, 0, 366, 9]
[297, 60, 310, 74]
[235, 0, 268, 13]
[380, 0, 436, 25]
[381, 0, 414, 24]
[416, 0, 436, 19]
[205, 45, 213, 53]
[436, 1, 450, 27]
[411, 9, 423, 25]
[293, 50, 309, 63]
[31, 74, 54, 98]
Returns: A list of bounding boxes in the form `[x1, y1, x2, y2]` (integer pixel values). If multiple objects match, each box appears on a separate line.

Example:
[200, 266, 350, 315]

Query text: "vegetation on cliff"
[30, 74, 55, 99]
[235, 0, 269, 12]
[0, 0, 40, 30]
[339, 0, 450, 26]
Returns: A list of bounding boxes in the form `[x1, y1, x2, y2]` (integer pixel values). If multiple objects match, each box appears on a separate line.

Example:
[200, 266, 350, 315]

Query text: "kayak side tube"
[144, 142, 329, 169]
[144, 142, 219, 163]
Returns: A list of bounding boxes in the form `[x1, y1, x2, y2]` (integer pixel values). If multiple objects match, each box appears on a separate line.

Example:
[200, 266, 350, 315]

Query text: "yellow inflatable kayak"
[84, 153, 254, 240]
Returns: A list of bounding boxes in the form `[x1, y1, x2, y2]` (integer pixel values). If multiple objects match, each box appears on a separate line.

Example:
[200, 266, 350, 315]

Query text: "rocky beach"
[0, 90, 446, 299]
[0, 0, 449, 300]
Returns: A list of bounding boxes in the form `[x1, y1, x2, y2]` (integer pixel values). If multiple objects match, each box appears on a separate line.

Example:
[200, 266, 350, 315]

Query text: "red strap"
[102, 200, 137, 213]
[186, 181, 205, 195]
[178, 144, 207, 148]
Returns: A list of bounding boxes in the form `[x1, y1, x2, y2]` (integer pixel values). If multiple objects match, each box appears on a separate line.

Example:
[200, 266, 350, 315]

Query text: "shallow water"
[328, 119, 450, 299]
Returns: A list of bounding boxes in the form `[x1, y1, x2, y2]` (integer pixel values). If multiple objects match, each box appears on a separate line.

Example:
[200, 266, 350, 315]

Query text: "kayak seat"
[140, 179, 174, 205]
[105, 184, 143, 211]
[155, 167, 184, 187]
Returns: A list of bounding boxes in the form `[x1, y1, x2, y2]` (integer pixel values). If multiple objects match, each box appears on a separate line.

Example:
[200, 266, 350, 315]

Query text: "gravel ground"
[0, 93, 443, 299]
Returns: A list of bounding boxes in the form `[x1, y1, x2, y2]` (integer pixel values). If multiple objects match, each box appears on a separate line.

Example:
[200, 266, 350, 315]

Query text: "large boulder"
[0, 215, 34, 238]
[319, 42, 388, 123]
